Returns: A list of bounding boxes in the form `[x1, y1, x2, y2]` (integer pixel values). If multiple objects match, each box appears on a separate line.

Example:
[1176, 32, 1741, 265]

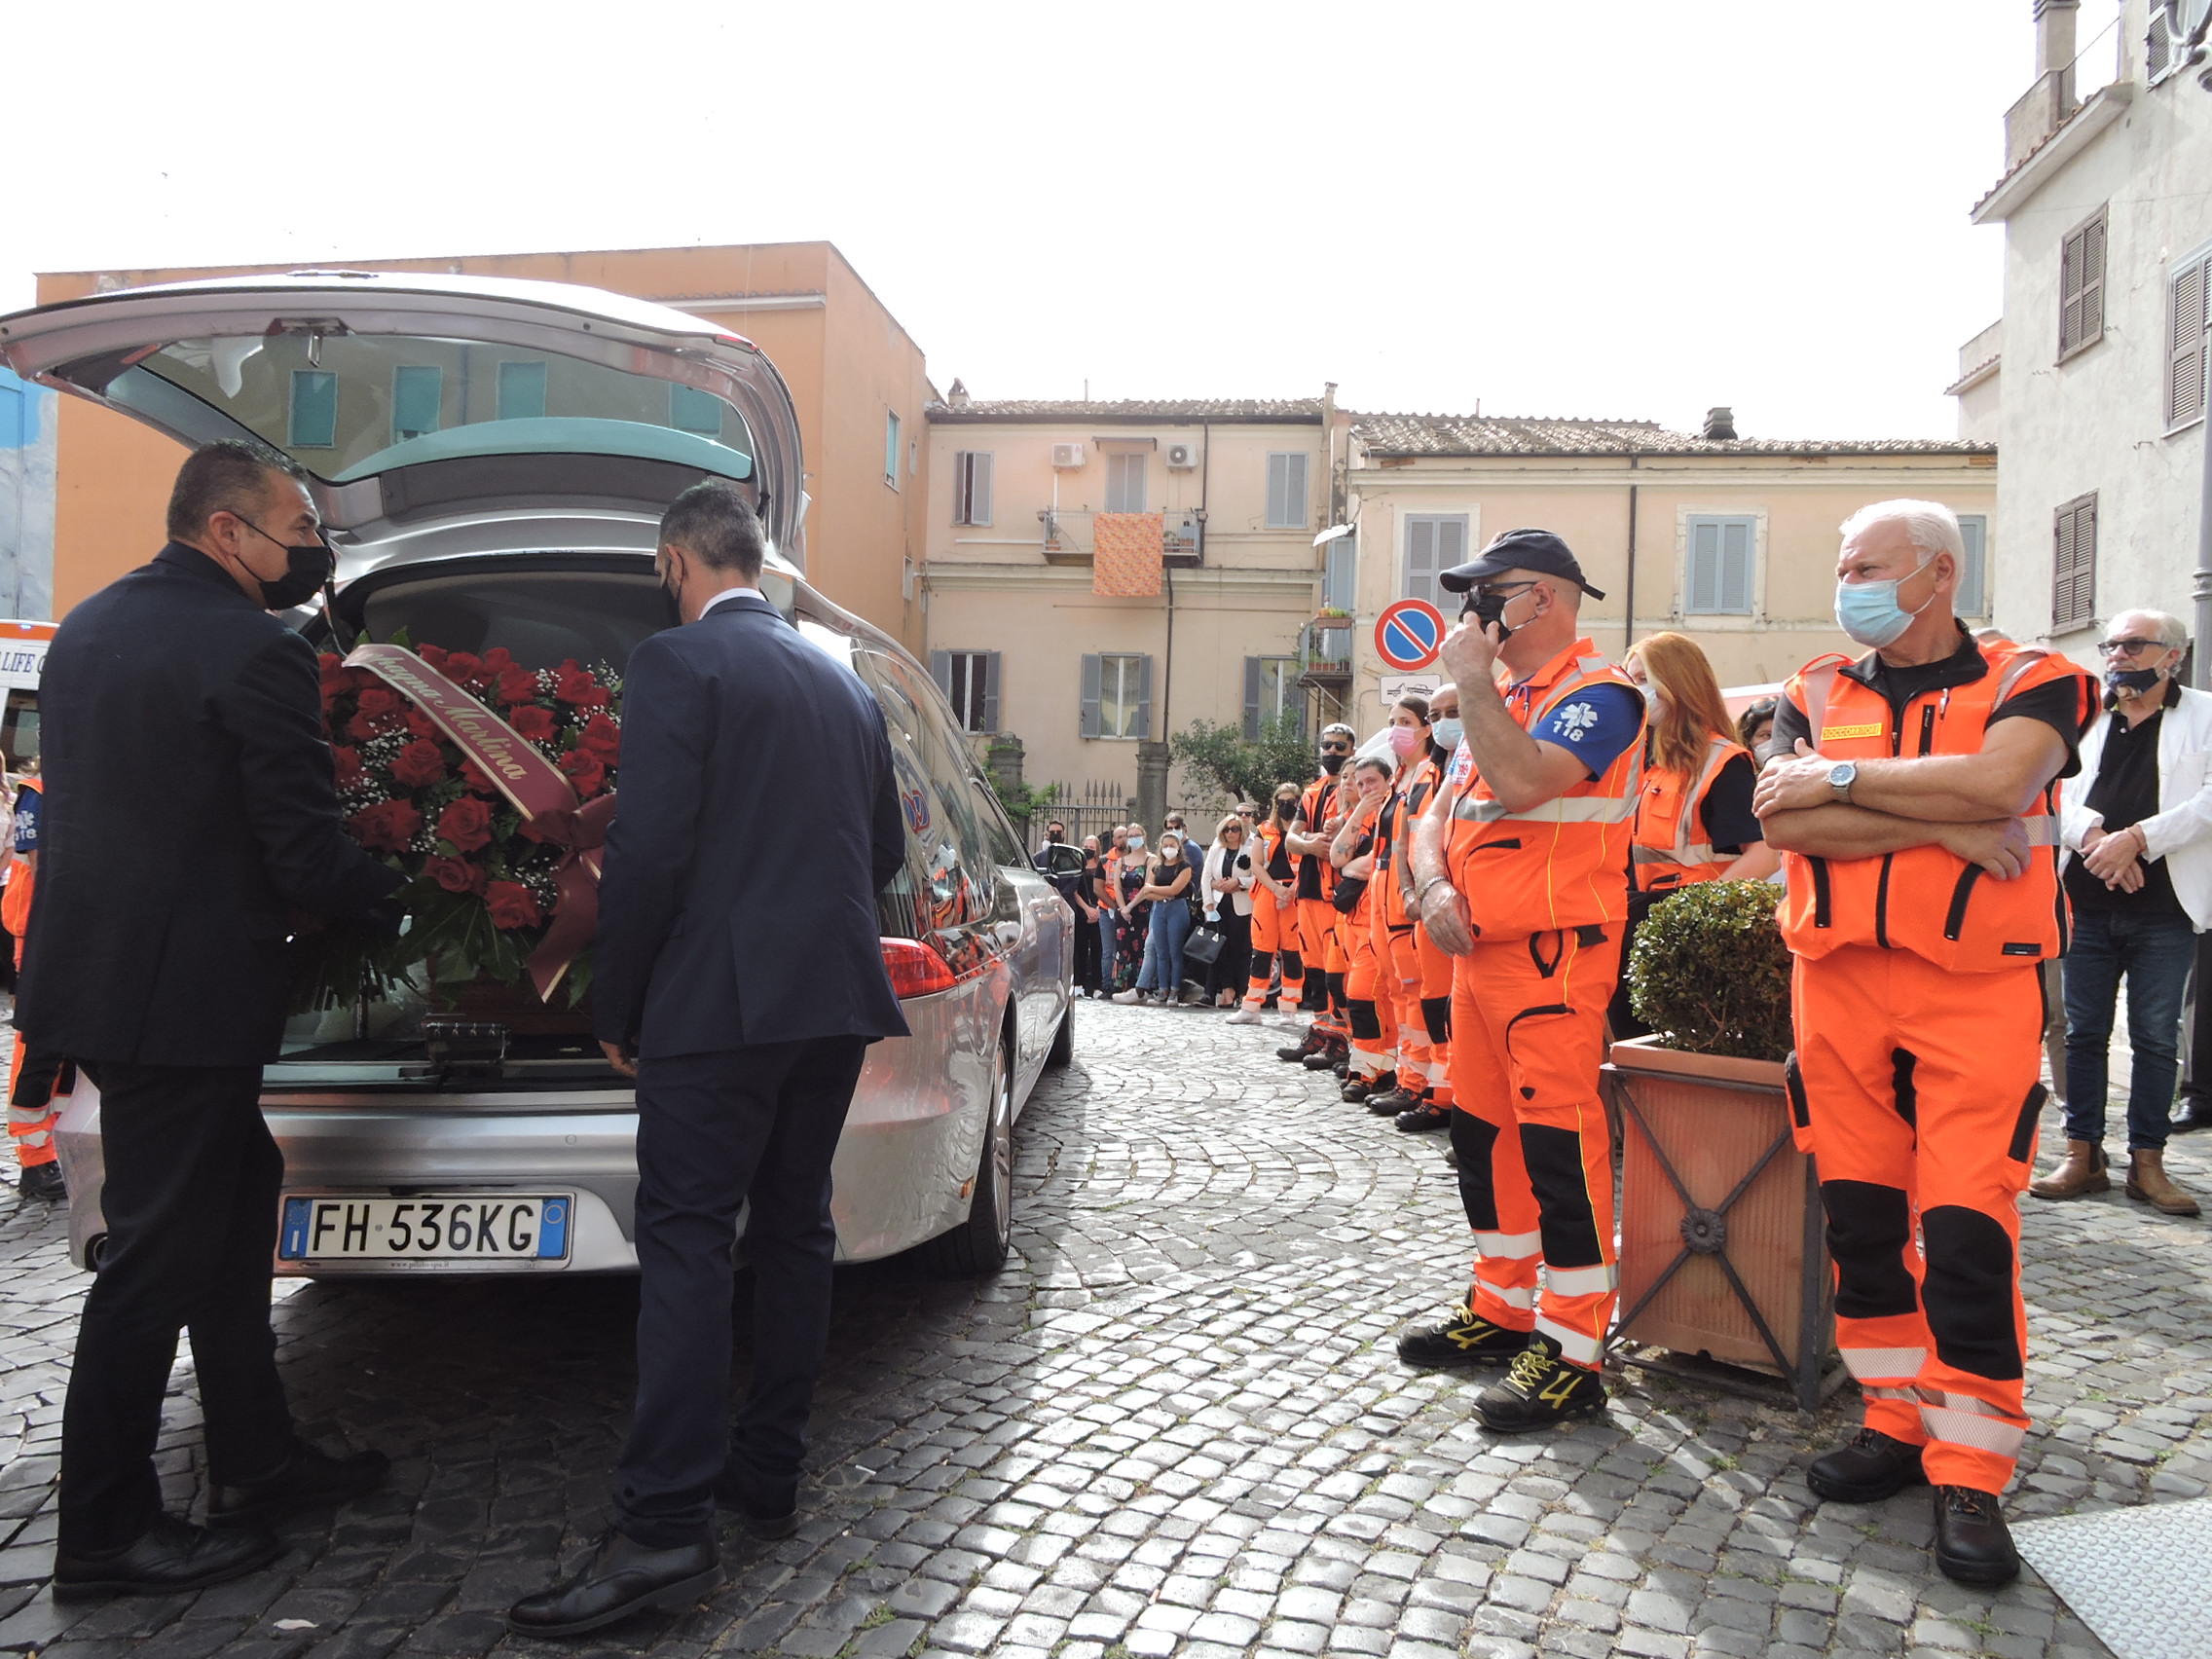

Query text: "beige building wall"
[1343, 447, 1998, 726]
[922, 405, 1329, 799]
[34, 242, 929, 648]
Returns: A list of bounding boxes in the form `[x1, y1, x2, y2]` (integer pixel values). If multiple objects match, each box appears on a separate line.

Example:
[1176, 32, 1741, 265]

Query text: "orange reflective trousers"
[6, 935, 58, 1171]
[1450, 925, 1620, 1367]
[1790, 946, 2043, 1493]
[1244, 886, 1304, 1011]
[1343, 901, 1398, 1080]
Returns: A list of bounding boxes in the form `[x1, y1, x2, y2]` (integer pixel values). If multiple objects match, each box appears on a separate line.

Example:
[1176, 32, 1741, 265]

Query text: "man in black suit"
[510, 482, 908, 1638]
[23, 441, 406, 1598]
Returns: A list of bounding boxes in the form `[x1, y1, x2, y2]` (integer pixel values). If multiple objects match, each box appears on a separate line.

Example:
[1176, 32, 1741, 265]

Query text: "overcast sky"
[2, 0, 2069, 439]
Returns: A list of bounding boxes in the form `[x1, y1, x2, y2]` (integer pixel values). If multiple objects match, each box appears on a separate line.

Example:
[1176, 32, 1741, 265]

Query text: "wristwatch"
[1826, 760, 1859, 804]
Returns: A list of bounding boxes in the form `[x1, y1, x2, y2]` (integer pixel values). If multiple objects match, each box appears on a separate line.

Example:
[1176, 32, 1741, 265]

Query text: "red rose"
[495, 666, 540, 706]
[559, 751, 607, 797]
[480, 646, 515, 676]
[485, 880, 542, 931]
[349, 799, 422, 854]
[554, 659, 610, 708]
[346, 709, 398, 742]
[403, 705, 441, 740]
[425, 855, 486, 896]
[416, 643, 449, 672]
[508, 705, 557, 743]
[441, 650, 486, 687]
[389, 739, 448, 790]
[356, 685, 403, 719]
[575, 712, 621, 765]
[459, 759, 498, 796]
[437, 795, 495, 853]
[331, 746, 365, 790]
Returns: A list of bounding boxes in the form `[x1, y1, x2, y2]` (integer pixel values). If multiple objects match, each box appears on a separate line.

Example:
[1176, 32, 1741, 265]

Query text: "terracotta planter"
[1605, 1034, 1837, 1411]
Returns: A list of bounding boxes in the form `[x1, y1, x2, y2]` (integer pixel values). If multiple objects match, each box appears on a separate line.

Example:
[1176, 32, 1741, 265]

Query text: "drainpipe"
[1623, 456, 1640, 657]
[2196, 422, 2212, 688]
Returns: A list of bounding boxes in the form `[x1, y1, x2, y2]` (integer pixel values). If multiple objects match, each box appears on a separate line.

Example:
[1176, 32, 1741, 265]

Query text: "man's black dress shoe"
[1806, 1427, 1928, 1503]
[54, 1512, 281, 1601]
[16, 1161, 65, 1201]
[2170, 1097, 2212, 1134]
[715, 1469, 799, 1539]
[1932, 1485, 2021, 1585]
[208, 1441, 389, 1529]
[506, 1530, 723, 1637]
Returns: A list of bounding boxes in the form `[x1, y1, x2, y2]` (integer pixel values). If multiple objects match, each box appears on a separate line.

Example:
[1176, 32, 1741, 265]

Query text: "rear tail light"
[880, 937, 956, 999]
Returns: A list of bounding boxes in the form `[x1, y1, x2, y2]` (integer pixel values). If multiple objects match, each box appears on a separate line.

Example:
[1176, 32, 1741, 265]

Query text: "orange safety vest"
[1631, 735, 1750, 893]
[1, 778, 37, 940]
[1444, 638, 1643, 940]
[1298, 770, 1341, 898]
[1776, 641, 2093, 973]
[1378, 753, 1442, 929]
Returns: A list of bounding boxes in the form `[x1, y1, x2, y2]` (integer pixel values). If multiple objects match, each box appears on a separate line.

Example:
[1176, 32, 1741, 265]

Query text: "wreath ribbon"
[343, 644, 612, 1001]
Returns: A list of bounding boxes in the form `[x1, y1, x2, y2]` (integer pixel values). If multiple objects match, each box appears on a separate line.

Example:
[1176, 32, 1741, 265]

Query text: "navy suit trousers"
[614, 1038, 870, 1548]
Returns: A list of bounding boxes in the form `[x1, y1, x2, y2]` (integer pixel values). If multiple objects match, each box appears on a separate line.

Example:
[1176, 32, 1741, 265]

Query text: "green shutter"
[391, 365, 443, 443]
[497, 361, 547, 422]
[288, 371, 338, 449]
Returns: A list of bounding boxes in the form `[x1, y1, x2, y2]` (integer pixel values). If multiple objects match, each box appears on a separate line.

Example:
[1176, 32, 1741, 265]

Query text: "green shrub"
[1626, 879, 1793, 1061]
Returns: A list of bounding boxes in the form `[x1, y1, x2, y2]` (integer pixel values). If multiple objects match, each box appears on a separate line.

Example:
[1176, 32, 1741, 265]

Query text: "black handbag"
[1182, 925, 1227, 968]
[1331, 875, 1369, 914]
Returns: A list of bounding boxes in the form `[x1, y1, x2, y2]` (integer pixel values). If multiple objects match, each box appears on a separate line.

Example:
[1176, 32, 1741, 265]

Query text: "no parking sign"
[1374, 599, 1445, 672]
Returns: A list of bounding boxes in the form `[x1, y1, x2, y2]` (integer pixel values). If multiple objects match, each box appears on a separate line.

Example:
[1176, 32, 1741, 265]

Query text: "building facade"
[1959, 0, 2210, 660]
[30, 242, 933, 648]
[0, 368, 55, 621]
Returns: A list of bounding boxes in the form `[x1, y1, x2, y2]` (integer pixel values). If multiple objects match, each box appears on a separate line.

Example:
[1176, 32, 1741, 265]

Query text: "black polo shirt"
[2064, 680, 2184, 917]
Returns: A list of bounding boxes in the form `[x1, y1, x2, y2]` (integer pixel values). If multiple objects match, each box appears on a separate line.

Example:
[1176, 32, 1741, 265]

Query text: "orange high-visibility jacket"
[1444, 638, 1644, 941]
[1298, 770, 1341, 898]
[1777, 642, 2094, 972]
[1378, 753, 1441, 929]
[1, 777, 38, 940]
[1631, 735, 1750, 893]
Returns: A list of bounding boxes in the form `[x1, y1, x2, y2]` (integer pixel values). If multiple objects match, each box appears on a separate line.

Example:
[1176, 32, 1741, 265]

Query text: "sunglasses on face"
[2098, 638, 2166, 657]
[1320, 743, 1351, 756]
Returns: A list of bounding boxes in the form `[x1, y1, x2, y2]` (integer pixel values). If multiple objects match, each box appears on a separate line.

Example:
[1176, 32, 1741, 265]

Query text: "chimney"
[946, 378, 970, 409]
[1703, 405, 1738, 441]
[2033, 0, 2079, 77]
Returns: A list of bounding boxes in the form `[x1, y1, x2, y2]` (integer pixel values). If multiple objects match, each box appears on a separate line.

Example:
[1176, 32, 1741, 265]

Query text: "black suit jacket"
[591, 593, 909, 1058]
[18, 544, 406, 1067]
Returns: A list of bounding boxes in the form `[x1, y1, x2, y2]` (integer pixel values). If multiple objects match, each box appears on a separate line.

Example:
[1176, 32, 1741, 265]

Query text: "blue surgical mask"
[1432, 717, 1464, 751]
[1835, 557, 1935, 648]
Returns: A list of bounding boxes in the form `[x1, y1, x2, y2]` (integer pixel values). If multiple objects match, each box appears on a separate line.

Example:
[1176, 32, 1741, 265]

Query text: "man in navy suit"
[511, 482, 908, 1638]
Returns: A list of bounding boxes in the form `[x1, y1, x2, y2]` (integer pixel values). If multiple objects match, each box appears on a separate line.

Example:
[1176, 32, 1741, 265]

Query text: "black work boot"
[1476, 1334, 1606, 1430]
[1806, 1427, 1928, 1504]
[1396, 1303, 1529, 1369]
[17, 1161, 65, 1200]
[1276, 1027, 1324, 1064]
[1365, 1083, 1421, 1116]
[1342, 1071, 1394, 1104]
[1395, 1101, 1453, 1133]
[1932, 1486, 2021, 1586]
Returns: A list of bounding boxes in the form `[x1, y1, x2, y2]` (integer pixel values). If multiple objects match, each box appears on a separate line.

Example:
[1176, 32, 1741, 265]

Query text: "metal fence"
[1024, 779, 1133, 854]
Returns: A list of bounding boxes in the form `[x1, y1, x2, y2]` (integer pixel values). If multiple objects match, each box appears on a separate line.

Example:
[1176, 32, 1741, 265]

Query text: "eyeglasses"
[2098, 638, 2167, 657]
[1319, 742, 1351, 755]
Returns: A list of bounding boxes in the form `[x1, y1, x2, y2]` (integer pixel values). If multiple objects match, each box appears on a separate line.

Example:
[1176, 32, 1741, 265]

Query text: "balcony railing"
[1037, 508, 1204, 566]
[1298, 617, 1352, 686]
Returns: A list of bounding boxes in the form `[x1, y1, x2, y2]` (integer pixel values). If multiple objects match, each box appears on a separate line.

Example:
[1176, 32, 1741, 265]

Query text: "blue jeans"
[1097, 911, 1120, 983]
[2063, 906, 2197, 1150]
[1138, 901, 1193, 993]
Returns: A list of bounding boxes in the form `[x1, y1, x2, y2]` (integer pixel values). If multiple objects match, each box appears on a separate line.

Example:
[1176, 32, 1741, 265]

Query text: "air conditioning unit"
[1164, 440, 1200, 469]
[1051, 442, 1086, 469]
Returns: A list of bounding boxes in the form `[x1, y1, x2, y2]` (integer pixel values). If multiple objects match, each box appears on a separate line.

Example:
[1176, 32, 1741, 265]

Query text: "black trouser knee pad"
[1421, 996, 1451, 1045]
[1347, 1002, 1382, 1042]
[1821, 1179, 1919, 1319]
[1921, 1203, 2023, 1381]
[1451, 1110, 1500, 1233]
[1520, 1123, 1604, 1270]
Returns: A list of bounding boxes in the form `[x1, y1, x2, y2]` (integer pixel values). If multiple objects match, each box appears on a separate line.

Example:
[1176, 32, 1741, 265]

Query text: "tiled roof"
[1349, 413, 1993, 458]
[927, 398, 1324, 423]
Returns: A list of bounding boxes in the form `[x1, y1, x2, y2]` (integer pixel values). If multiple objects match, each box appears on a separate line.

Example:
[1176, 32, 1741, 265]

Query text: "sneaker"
[17, 1161, 65, 1201]
[1396, 1304, 1530, 1369]
[1932, 1485, 2020, 1586]
[1395, 1102, 1454, 1133]
[1806, 1427, 1928, 1504]
[1226, 1008, 1263, 1025]
[1476, 1334, 1607, 1430]
[1111, 989, 1143, 1005]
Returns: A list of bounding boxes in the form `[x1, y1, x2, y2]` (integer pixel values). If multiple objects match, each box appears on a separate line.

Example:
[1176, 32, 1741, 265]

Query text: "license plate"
[278, 1194, 572, 1263]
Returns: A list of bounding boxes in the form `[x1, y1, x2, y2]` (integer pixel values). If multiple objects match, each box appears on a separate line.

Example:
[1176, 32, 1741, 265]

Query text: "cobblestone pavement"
[0, 1000, 2208, 1659]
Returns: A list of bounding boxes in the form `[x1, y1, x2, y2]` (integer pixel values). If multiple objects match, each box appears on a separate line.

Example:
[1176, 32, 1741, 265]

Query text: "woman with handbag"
[1328, 754, 1400, 1100]
[1197, 814, 1255, 1007]
[1115, 829, 1195, 1005]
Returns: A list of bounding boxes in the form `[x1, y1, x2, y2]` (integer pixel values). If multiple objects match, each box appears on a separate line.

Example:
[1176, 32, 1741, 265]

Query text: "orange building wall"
[34, 242, 928, 645]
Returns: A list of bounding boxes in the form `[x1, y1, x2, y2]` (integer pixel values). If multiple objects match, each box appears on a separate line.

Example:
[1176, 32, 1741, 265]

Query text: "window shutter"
[1687, 519, 1719, 612]
[2151, 11, 2174, 78]
[288, 370, 337, 449]
[2170, 258, 2208, 429]
[1958, 518, 1988, 617]
[1718, 519, 1753, 614]
[930, 649, 952, 701]
[2060, 209, 2108, 359]
[497, 360, 547, 422]
[982, 652, 1001, 733]
[972, 452, 992, 526]
[1406, 518, 1434, 603]
[2053, 495, 2097, 631]
[1081, 653, 1102, 738]
[1287, 453, 1309, 529]
[1243, 656, 1263, 741]
[391, 365, 442, 442]
[1267, 455, 1288, 527]
[1325, 541, 1357, 611]
[1135, 654, 1154, 740]
[2082, 214, 2107, 349]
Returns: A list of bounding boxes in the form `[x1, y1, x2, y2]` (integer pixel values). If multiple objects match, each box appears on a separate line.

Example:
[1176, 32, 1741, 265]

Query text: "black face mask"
[1274, 798, 1297, 823]
[660, 564, 685, 628]
[233, 516, 335, 611]
[1318, 752, 1346, 776]
[1466, 587, 1520, 640]
[2106, 666, 2164, 695]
